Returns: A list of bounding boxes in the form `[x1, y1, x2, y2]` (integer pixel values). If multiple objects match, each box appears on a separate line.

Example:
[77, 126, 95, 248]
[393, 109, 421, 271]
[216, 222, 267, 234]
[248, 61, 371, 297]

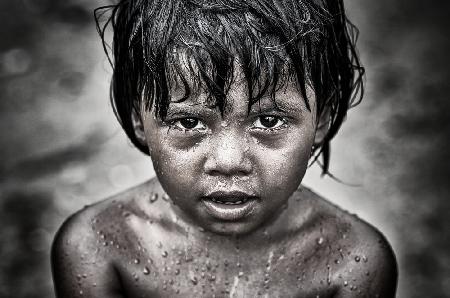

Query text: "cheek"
[147, 135, 203, 193]
[256, 132, 314, 192]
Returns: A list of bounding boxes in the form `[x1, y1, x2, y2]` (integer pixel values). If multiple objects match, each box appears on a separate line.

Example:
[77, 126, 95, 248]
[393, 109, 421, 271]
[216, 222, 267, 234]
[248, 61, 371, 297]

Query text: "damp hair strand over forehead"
[94, 0, 365, 175]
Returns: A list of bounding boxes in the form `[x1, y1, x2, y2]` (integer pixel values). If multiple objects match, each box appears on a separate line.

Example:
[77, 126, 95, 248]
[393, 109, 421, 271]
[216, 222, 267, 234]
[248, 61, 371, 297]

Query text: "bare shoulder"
[293, 186, 398, 297]
[51, 179, 159, 298]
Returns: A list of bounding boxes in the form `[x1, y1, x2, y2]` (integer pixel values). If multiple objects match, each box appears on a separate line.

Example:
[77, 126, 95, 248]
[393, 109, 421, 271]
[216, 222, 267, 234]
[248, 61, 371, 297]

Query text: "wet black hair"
[95, 0, 364, 175]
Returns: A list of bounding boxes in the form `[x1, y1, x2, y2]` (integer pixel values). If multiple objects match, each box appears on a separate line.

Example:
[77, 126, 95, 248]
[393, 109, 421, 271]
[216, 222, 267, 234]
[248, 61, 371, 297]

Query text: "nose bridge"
[204, 127, 252, 176]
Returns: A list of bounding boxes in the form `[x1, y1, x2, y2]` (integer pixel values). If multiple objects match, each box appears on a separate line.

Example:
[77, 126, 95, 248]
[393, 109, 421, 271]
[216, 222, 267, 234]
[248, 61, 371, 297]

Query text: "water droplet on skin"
[354, 256, 361, 262]
[209, 275, 216, 281]
[334, 259, 340, 264]
[134, 258, 140, 264]
[150, 193, 158, 203]
[344, 281, 348, 287]
[238, 271, 244, 277]
[143, 267, 150, 275]
[92, 283, 97, 287]
[317, 237, 324, 245]
[191, 276, 198, 285]
[326, 265, 332, 285]
[362, 255, 368, 262]
[162, 194, 170, 201]
[162, 251, 168, 258]
[175, 268, 180, 275]
[79, 290, 84, 295]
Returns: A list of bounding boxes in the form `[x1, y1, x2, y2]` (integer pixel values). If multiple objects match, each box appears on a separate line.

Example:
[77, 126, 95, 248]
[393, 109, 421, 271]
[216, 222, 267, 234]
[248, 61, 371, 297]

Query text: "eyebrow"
[165, 102, 217, 116]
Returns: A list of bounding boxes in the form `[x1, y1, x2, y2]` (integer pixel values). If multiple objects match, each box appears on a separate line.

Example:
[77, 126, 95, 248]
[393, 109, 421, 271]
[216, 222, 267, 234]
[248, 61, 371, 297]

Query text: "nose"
[204, 130, 253, 177]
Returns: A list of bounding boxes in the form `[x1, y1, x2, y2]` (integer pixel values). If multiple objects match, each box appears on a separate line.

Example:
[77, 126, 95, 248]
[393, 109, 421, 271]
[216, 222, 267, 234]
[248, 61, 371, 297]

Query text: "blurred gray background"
[0, 0, 448, 297]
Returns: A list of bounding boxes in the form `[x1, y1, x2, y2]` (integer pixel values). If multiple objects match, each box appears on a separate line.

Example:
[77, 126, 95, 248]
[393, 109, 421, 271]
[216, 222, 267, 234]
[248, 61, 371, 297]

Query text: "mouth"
[201, 191, 258, 221]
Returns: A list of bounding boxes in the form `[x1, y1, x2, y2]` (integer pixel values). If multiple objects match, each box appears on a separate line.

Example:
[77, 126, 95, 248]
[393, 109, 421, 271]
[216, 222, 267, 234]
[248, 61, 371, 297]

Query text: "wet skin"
[52, 82, 397, 297]
[52, 181, 397, 297]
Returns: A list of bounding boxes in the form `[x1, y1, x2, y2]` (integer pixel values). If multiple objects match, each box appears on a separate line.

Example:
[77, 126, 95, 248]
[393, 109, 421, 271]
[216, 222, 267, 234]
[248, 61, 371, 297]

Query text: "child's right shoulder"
[51, 178, 162, 297]
[54, 177, 159, 242]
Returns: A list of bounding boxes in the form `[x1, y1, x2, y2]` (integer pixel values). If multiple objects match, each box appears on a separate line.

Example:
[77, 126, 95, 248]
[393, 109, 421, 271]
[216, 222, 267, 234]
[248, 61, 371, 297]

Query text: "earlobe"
[131, 108, 147, 147]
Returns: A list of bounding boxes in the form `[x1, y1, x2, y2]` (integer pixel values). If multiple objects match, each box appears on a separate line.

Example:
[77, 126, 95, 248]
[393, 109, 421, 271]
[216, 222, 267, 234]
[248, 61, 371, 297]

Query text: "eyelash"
[166, 115, 288, 133]
[251, 116, 288, 131]
[168, 117, 207, 132]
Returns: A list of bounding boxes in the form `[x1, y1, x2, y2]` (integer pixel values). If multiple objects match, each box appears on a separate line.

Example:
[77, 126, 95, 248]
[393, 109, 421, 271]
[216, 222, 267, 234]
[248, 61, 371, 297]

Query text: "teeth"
[210, 198, 249, 205]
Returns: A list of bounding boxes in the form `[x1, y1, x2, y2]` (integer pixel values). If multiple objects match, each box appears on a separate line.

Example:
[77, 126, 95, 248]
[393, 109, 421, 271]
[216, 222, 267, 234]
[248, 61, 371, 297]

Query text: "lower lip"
[201, 198, 257, 221]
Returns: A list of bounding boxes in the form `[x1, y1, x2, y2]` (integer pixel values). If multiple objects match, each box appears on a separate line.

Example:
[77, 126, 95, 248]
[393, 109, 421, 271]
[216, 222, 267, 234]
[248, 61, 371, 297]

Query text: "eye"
[252, 116, 286, 130]
[172, 117, 206, 131]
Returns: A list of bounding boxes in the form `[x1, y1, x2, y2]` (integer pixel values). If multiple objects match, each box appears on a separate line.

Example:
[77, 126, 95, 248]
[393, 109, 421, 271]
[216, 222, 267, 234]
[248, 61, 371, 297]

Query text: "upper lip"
[202, 190, 258, 202]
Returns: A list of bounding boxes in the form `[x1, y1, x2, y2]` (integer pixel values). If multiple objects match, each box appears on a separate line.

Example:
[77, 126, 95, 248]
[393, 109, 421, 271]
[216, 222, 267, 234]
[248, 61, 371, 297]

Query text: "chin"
[203, 220, 264, 236]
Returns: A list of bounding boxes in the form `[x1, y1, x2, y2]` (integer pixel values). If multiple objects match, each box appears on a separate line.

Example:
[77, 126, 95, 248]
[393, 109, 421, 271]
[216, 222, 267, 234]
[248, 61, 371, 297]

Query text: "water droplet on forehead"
[354, 256, 361, 262]
[143, 267, 150, 275]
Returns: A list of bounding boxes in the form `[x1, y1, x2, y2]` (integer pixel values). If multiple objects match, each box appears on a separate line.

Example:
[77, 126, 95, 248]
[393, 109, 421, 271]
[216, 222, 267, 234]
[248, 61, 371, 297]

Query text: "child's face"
[140, 73, 317, 235]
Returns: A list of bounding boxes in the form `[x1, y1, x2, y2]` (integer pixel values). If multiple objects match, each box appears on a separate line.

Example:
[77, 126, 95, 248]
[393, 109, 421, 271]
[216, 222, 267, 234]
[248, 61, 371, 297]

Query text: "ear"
[131, 108, 147, 147]
[314, 107, 330, 146]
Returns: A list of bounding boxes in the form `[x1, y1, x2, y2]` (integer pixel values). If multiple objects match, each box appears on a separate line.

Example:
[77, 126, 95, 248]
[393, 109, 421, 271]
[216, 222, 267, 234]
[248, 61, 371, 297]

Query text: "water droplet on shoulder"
[143, 267, 150, 275]
[190, 276, 198, 285]
[150, 193, 158, 203]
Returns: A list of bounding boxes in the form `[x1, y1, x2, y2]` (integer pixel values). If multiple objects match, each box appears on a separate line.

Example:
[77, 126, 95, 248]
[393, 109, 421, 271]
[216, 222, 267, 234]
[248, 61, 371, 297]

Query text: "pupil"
[260, 116, 277, 128]
[180, 118, 198, 129]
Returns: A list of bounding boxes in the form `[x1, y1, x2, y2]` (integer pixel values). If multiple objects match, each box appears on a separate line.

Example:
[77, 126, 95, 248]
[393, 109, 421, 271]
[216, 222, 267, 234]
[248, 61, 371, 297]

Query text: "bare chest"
[114, 239, 340, 298]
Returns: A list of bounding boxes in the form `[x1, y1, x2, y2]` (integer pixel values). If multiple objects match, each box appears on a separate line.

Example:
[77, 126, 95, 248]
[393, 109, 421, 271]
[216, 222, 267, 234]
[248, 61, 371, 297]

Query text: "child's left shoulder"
[289, 186, 398, 297]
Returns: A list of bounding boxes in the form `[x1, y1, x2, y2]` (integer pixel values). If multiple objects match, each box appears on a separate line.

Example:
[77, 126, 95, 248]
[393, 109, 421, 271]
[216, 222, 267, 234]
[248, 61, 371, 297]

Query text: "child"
[52, 0, 397, 297]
